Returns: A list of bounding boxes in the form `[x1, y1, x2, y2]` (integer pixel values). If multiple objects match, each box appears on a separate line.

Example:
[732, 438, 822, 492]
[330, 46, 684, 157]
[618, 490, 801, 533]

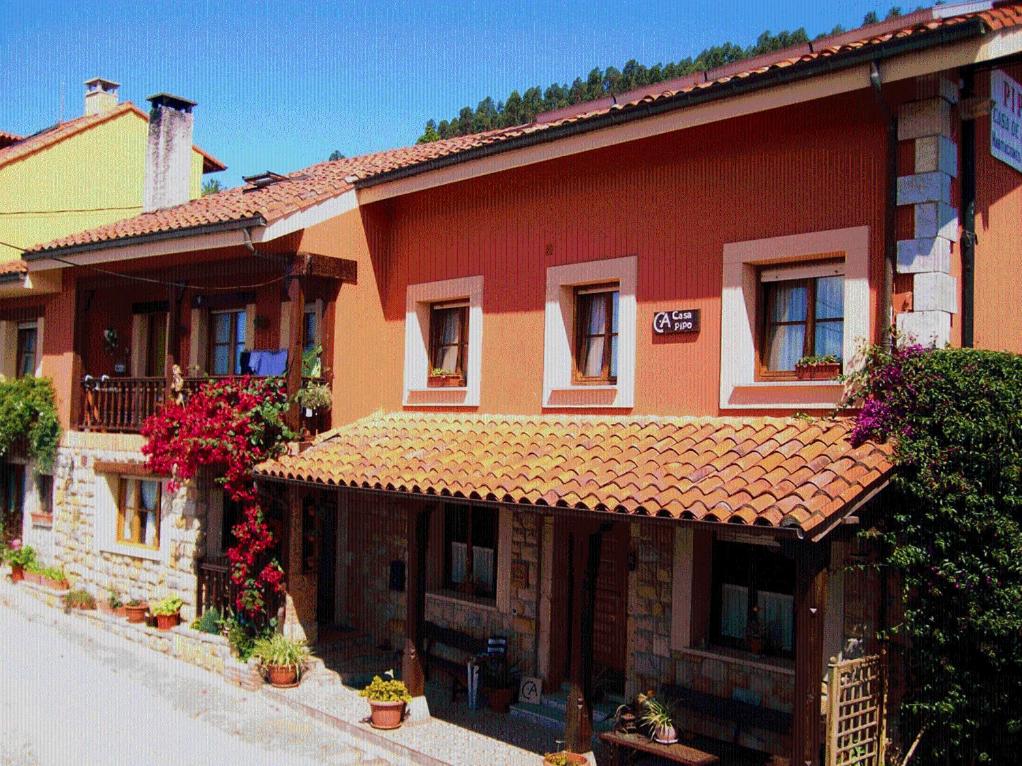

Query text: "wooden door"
[593, 522, 629, 674]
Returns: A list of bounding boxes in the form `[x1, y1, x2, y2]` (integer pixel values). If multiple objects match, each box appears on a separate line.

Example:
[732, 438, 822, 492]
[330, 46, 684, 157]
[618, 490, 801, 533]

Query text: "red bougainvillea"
[142, 377, 294, 619]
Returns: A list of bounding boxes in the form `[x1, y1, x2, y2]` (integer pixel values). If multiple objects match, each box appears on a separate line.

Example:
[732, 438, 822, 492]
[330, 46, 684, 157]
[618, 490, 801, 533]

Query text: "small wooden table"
[598, 731, 719, 766]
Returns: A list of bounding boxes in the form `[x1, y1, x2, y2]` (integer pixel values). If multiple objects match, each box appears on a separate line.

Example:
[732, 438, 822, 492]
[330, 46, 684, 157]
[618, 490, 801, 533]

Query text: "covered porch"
[254, 412, 893, 765]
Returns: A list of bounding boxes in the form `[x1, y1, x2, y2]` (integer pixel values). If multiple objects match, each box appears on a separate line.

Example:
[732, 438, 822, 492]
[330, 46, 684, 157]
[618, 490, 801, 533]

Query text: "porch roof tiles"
[27, 2, 1022, 257]
[255, 412, 892, 536]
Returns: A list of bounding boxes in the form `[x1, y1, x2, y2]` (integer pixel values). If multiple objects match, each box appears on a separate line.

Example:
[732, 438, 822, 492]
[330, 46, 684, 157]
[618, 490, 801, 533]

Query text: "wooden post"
[793, 542, 829, 766]
[164, 284, 182, 400]
[285, 271, 305, 432]
[564, 525, 602, 753]
[403, 503, 429, 698]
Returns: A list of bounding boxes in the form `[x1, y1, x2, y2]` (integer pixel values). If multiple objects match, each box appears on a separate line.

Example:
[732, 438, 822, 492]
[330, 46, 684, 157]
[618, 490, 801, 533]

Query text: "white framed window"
[543, 256, 637, 409]
[403, 275, 483, 407]
[95, 472, 168, 562]
[720, 227, 869, 409]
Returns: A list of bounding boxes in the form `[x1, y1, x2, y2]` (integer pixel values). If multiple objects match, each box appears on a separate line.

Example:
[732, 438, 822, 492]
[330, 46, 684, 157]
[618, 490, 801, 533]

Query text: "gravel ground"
[0, 591, 393, 766]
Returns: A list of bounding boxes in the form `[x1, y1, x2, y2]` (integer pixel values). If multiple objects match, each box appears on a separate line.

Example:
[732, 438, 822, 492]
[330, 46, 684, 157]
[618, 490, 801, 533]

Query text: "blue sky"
[3, 1, 888, 187]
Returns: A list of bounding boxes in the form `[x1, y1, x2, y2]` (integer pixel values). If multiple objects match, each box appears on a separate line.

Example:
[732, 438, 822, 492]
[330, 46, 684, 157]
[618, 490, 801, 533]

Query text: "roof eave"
[24, 214, 267, 260]
[357, 17, 988, 191]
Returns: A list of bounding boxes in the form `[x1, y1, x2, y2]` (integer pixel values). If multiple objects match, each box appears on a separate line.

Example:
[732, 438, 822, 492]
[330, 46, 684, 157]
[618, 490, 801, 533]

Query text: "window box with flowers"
[794, 355, 842, 381]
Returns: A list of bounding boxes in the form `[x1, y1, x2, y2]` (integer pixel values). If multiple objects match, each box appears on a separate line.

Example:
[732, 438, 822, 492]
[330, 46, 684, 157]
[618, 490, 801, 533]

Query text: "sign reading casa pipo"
[991, 69, 1022, 174]
[652, 309, 700, 335]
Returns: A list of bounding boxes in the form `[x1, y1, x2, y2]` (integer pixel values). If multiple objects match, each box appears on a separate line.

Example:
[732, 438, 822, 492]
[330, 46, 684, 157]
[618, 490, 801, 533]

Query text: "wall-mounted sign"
[991, 69, 1022, 174]
[653, 309, 700, 335]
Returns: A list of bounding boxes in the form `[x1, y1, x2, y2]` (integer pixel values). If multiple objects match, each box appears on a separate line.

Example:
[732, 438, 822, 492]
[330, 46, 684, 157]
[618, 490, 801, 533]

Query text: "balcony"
[79, 375, 330, 435]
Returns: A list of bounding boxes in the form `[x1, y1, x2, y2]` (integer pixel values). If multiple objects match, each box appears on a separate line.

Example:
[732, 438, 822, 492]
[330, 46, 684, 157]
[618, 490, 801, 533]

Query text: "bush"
[845, 346, 1022, 763]
[3, 540, 36, 568]
[193, 607, 222, 635]
[0, 377, 61, 472]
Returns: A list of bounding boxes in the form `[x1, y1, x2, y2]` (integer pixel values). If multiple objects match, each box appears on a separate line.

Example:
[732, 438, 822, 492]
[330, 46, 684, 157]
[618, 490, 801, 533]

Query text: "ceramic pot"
[485, 685, 514, 713]
[544, 753, 588, 765]
[368, 699, 406, 729]
[653, 723, 678, 745]
[266, 664, 299, 688]
[125, 604, 148, 623]
[155, 612, 180, 631]
[796, 362, 841, 381]
[10, 564, 24, 582]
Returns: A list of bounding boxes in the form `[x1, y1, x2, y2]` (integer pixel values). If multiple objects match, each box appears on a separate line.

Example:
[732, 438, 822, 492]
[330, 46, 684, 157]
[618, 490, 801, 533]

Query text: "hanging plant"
[142, 376, 295, 621]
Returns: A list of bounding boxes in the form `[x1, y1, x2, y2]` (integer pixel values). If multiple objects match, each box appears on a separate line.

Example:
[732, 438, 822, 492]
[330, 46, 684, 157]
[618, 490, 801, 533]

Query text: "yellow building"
[0, 78, 224, 264]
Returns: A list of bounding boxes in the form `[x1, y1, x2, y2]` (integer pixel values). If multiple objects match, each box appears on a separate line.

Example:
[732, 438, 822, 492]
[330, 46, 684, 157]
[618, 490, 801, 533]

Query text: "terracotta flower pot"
[125, 604, 148, 623]
[266, 664, 300, 688]
[367, 699, 406, 730]
[26, 571, 41, 585]
[155, 612, 180, 631]
[544, 753, 588, 766]
[45, 577, 69, 591]
[795, 362, 841, 381]
[485, 685, 514, 714]
[10, 564, 24, 582]
[427, 374, 464, 388]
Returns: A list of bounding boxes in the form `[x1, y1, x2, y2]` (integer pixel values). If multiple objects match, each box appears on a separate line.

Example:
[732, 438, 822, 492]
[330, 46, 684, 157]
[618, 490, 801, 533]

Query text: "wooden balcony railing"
[196, 555, 285, 619]
[79, 375, 331, 434]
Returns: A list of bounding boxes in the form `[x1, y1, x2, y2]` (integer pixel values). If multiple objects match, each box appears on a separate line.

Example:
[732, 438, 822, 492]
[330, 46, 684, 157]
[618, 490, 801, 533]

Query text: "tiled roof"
[256, 413, 892, 535]
[0, 260, 27, 279]
[28, 2, 1022, 256]
[0, 130, 22, 149]
[0, 103, 225, 174]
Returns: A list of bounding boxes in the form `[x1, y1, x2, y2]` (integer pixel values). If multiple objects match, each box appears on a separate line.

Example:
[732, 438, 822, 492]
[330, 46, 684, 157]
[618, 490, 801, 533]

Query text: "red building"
[5, 4, 1022, 764]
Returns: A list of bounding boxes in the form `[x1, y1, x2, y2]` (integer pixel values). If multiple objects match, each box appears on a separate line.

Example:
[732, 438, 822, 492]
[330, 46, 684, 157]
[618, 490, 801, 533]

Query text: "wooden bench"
[662, 684, 792, 750]
[422, 621, 487, 700]
[599, 731, 719, 766]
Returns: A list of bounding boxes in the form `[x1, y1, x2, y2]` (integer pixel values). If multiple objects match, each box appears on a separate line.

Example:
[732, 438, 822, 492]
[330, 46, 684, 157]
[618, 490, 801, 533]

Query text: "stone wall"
[47, 431, 207, 621]
[627, 521, 675, 695]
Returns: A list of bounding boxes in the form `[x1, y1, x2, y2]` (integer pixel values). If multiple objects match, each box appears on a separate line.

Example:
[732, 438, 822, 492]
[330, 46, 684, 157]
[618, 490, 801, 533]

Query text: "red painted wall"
[313, 87, 889, 422]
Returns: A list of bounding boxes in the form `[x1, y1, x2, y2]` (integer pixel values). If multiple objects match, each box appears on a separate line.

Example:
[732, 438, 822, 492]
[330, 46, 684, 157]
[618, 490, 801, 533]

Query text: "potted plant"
[5, 539, 34, 582]
[428, 368, 464, 388]
[543, 753, 588, 766]
[124, 598, 148, 624]
[640, 694, 678, 745]
[39, 565, 69, 590]
[251, 633, 310, 687]
[480, 655, 518, 713]
[359, 675, 412, 730]
[293, 382, 332, 418]
[64, 589, 96, 610]
[795, 354, 841, 381]
[98, 589, 125, 617]
[150, 595, 185, 631]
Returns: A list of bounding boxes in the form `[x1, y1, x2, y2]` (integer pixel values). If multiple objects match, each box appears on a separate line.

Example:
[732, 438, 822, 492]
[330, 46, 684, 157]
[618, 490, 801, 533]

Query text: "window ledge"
[676, 645, 795, 676]
[544, 385, 630, 409]
[725, 383, 844, 410]
[404, 386, 476, 408]
[426, 589, 499, 613]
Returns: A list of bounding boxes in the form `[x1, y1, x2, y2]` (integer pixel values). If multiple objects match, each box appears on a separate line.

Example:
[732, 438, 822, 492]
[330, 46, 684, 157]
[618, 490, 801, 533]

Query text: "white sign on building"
[991, 69, 1022, 174]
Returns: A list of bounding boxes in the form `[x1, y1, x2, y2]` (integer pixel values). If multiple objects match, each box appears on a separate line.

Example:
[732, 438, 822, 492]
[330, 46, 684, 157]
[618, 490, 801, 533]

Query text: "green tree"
[201, 178, 223, 196]
[416, 120, 441, 144]
[328, 150, 345, 161]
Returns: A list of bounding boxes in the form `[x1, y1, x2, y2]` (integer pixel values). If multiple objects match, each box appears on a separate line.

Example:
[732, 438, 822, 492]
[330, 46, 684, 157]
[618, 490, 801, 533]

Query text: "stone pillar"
[895, 75, 960, 346]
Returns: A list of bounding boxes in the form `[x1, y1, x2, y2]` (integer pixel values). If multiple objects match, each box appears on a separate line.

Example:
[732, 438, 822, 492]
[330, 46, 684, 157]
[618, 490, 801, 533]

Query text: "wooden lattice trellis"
[825, 652, 887, 766]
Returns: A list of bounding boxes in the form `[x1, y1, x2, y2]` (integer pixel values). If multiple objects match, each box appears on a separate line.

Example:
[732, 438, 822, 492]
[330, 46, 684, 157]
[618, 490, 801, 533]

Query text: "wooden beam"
[565, 525, 602, 753]
[792, 542, 829, 766]
[164, 283, 182, 401]
[285, 274, 305, 432]
[402, 503, 429, 697]
[292, 251, 357, 284]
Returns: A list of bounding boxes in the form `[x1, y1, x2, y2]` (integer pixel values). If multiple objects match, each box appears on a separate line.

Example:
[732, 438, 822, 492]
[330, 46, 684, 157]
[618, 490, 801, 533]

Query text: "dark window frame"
[16, 323, 37, 378]
[208, 309, 246, 376]
[757, 269, 844, 380]
[116, 477, 162, 550]
[709, 539, 795, 659]
[572, 284, 619, 385]
[442, 503, 499, 600]
[428, 301, 469, 386]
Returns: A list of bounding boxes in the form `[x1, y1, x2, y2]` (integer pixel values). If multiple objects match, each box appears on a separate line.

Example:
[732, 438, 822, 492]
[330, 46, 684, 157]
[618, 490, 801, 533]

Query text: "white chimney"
[144, 93, 196, 211]
[84, 77, 120, 116]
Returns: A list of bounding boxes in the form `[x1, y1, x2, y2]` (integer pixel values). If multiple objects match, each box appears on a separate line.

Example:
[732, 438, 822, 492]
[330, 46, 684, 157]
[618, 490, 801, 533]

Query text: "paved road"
[0, 605, 389, 766]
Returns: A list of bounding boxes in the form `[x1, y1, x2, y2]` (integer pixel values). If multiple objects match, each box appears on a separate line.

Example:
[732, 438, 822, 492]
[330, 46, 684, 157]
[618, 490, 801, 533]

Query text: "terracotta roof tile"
[28, 4, 1022, 257]
[257, 413, 892, 536]
[0, 260, 27, 277]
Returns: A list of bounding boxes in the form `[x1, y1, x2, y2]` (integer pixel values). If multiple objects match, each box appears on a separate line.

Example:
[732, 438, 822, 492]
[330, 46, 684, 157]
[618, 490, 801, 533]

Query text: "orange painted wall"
[972, 62, 1022, 353]
[333, 88, 888, 419]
